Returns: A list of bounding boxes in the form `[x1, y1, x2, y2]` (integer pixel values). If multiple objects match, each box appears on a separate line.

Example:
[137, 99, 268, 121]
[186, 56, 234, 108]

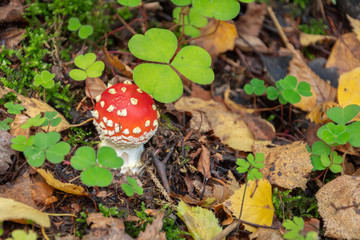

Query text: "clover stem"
[181, 20, 221, 45]
[115, 13, 137, 35]
[237, 178, 249, 232]
[43, 87, 46, 103]
[137, 3, 147, 32]
[289, 104, 292, 124]
[253, 95, 257, 109]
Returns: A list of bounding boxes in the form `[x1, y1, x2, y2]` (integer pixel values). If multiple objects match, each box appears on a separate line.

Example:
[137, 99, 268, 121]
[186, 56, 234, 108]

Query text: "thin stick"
[266, 6, 291, 49]
[69, 118, 94, 127]
[116, 13, 137, 35]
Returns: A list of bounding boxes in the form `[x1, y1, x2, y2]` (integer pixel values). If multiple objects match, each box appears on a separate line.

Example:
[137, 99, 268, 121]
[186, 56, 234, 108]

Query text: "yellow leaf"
[347, 15, 360, 42]
[338, 67, 360, 121]
[224, 179, 274, 233]
[0, 198, 51, 227]
[299, 32, 336, 47]
[177, 200, 223, 240]
[37, 169, 88, 196]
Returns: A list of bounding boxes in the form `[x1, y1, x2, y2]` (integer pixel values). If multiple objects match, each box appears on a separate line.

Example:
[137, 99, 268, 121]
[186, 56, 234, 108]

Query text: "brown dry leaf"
[10, 114, 30, 137]
[0, 130, 15, 175]
[37, 169, 88, 196]
[103, 47, 133, 79]
[138, 211, 166, 240]
[0, 197, 51, 227]
[249, 228, 283, 240]
[85, 213, 133, 240]
[177, 200, 224, 240]
[235, 36, 269, 53]
[85, 77, 107, 99]
[306, 101, 340, 124]
[224, 89, 254, 114]
[337, 67, 360, 107]
[0, 174, 38, 209]
[191, 82, 212, 101]
[0, 0, 25, 23]
[224, 179, 274, 233]
[1, 28, 26, 48]
[194, 19, 237, 57]
[289, 50, 336, 112]
[226, 170, 240, 192]
[236, 2, 266, 37]
[347, 15, 360, 42]
[197, 145, 211, 179]
[31, 181, 57, 206]
[316, 175, 360, 239]
[174, 97, 272, 152]
[326, 32, 360, 74]
[299, 32, 336, 47]
[253, 141, 312, 190]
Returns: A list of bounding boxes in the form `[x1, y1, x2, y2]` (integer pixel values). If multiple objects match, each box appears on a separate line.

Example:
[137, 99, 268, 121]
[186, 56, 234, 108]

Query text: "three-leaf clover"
[244, 78, 266, 96]
[121, 176, 144, 196]
[21, 114, 46, 129]
[173, 7, 208, 37]
[23, 132, 70, 167]
[326, 104, 360, 125]
[33, 70, 55, 89]
[236, 152, 265, 181]
[310, 141, 343, 173]
[4, 102, 24, 114]
[70, 146, 123, 187]
[317, 122, 350, 145]
[0, 118, 13, 131]
[283, 216, 318, 240]
[68, 17, 94, 39]
[42, 111, 62, 128]
[129, 28, 214, 103]
[69, 53, 105, 81]
[11, 135, 34, 152]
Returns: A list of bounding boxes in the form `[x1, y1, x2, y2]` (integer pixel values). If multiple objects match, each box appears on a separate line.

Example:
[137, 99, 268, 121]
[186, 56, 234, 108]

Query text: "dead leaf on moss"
[289, 50, 336, 112]
[177, 200, 223, 240]
[0, 197, 51, 227]
[316, 175, 360, 239]
[253, 141, 312, 190]
[85, 77, 107, 99]
[1, 28, 26, 48]
[37, 169, 88, 196]
[174, 97, 272, 152]
[224, 179, 274, 233]
[326, 32, 360, 74]
[299, 32, 336, 47]
[194, 19, 237, 57]
[138, 211, 166, 240]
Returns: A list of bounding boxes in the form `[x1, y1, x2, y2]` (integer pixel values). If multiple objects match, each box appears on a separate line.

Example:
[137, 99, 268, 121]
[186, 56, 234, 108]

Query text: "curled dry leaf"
[224, 179, 274, 233]
[347, 15, 360, 42]
[307, 101, 340, 124]
[31, 181, 57, 206]
[174, 97, 272, 152]
[137, 211, 166, 240]
[0, 0, 25, 23]
[85, 77, 107, 99]
[253, 141, 312, 190]
[37, 169, 88, 196]
[299, 32, 336, 47]
[197, 145, 211, 179]
[103, 47, 133, 79]
[316, 175, 360, 239]
[0, 197, 51, 227]
[194, 19, 237, 57]
[289, 50, 336, 112]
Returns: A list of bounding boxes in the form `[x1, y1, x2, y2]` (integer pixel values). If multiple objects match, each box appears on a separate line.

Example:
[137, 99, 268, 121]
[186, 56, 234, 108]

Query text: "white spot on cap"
[117, 109, 127, 117]
[124, 80, 132, 84]
[107, 105, 115, 112]
[100, 101, 105, 108]
[121, 87, 126, 92]
[95, 95, 101, 102]
[123, 129, 130, 135]
[137, 88, 143, 93]
[108, 130, 115, 136]
[133, 127, 141, 134]
[115, 124, 121, 133]
[152, 104, 157, 110]
[107, 120, 113, 127]
[103, 117, 108, 123]
[109, 88, 116, 94]
[153, 120, 158, 127]
[92, 110, 99, 119]
[99, 121, 106, 129]
[130, 98, 138, 105]
[145, 120, 150, 127]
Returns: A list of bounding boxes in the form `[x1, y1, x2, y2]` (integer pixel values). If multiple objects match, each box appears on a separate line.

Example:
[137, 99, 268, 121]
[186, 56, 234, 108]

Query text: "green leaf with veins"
[86, 61, 105, 78]
[11, 135, 34, 152]
[74, 53, 96, 70]
[283, 217, 305, 240]
[4, 102, 24, 114]
[326, 104, 360, 125]
[46, 142, 70, 164]
[24, 146, 45, 167]
[97, 146, 123, 169]
[34, 132, 60, 150]
[21, 114, 46, 129]
[81, 166, 113, 187]
[70, 146, 96, 170]
[192, 0, 240, 21]
[70, 53, 104, 81]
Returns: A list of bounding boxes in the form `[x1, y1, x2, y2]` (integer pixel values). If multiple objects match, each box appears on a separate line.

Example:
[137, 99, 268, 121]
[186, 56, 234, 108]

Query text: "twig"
[115, 13, 137, 35]
[69, 118, 94, 128]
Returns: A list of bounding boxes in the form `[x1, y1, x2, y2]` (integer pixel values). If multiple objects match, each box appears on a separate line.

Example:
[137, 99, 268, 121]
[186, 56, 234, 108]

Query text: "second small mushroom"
[92, 80, 159, 173]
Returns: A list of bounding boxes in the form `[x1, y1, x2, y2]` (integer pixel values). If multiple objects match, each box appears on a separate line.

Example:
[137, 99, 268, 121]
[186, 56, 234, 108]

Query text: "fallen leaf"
[10, 114, 30, 137]
[347, 15, 360, 42]
[316, 175, 360, 239]
[194, 19, 237, 57]
[299, 32, 336, 47]
[0, 130, 15, 175]
[138, 211, 166, 240]
[253, 141, 312, 190]
[306, 101, 340, 124]
[226, 170, 240, 192]
[85, 77, 107, 99]
[224, 179, 274, 233]
[197, 145, 211, 179]
[191, 82, 212, 101]
[0, 0, 25, 23]
[235, 35, 269, 53]
[37, 169, 88, 196]
[236, 3, 266, 37]
[177, 200, 223, 240]
[31, 181, 57, 206]
[289, 50, 337, 112]
[337, 67, 360, 107]
[103, 47, 133, 79]
[0, 28, 26, 48]
[326, 32, 360, 74]
[249, 228, 283, 240]
[174, 97, 272, 152]
[0, 197, 51, 227]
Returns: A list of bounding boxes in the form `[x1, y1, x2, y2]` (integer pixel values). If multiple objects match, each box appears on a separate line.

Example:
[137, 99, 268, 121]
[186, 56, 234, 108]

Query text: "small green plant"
[121, 176, 144, 196]
[0, 118, 13, 131]
[4, 102, 25, 115]
[69, 53, 105, 81]
[33, 70, 55, 89]
[5, 229, 37, 240]
[236, 152, 265, 180]
[70, 146, 123, 187]
[42, 111, 62, 128]
[173, 7, 208, 37]
[244, 78, 266, 96]
[283, 216, 318, 240]
[66, 127, 95, 146]
[298, 18, 328, 35]
[75, 211, 88, 237]
[171, 0, 191, 6]
[117, 0, 141, 7]
[68, 17, 94, 39]
[266, 75, 312, 105]
[20, 114, 46, 129]
[99, 203, 121, 217]
[10, 135, 35, 152]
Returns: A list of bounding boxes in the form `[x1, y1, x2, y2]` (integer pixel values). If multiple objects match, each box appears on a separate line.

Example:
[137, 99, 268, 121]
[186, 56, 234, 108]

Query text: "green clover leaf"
[97, 146, 123, 169]
[4, 102, 24, 114]
[121, 176, 143, 196]
[121, 183, 134, 196]
[0, 118, 13, 131]
[8, 229, 37, 240]
[78, 25, 94, 39]
[173, 7, 208, 37]
[117, 0, 141, 7]
[69, 53, 105, 81]
[68, 17, 81, 31]
[21, 114, 46, 129]
[347, 121, 360, 147]
[34, 132, 60, 150]
[71, 146, 96, 170]
[46, 142, 71, 164]
[11, 135, 34, 152]
[326, 104, 360, 125]
[266, 86, 280, 100]
[81, 166, 113, 187]
[33, 70, 55, 89]
[244, 78, 266, 96]
[24, 146, 45, 167]
[42, 111, 62, 127]
[171, 0, 191, 6]
[192, 0, 240, 21]
[318, 122, 350, 145]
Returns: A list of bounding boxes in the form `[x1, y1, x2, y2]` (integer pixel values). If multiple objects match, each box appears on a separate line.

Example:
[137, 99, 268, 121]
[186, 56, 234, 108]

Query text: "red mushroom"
[92, 80, 158, 173]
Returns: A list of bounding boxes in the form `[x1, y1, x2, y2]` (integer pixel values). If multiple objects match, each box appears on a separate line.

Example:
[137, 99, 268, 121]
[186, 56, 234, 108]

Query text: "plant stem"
[236, 178, 249, 232]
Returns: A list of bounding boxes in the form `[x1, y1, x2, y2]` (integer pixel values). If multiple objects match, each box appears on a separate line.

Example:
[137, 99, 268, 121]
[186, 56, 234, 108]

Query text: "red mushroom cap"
[92, 81, 158, 146]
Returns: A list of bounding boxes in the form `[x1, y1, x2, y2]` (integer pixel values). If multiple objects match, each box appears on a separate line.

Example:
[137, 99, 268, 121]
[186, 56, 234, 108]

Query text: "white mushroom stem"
[99, 139, 144, 174]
